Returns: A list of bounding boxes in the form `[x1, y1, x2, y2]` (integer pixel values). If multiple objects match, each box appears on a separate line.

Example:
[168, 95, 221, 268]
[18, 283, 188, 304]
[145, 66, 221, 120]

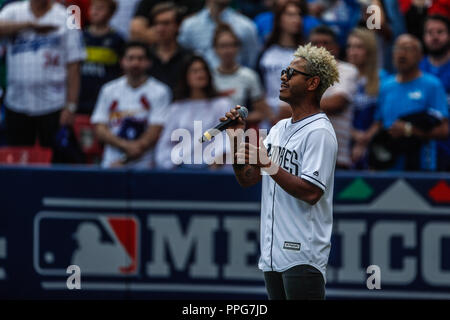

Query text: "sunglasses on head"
[281, 67, 312, 80]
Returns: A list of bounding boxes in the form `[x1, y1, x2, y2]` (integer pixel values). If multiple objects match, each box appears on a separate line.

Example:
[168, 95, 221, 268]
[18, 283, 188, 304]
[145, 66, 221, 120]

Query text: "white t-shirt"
[0, 1, 86, 115]
[212, 66, 264, 107]
[259, 113, 337, 282]
[322, 61, 358, 167]
[155, 97, 232, 169]
[91, 76, 172, 168]
[259, 44, 295, 115]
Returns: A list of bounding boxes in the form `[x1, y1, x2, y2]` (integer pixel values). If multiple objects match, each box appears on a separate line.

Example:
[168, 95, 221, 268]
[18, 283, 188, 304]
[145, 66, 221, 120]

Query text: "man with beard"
[420, 15, 450, 171]
[91, 42, 171, 168]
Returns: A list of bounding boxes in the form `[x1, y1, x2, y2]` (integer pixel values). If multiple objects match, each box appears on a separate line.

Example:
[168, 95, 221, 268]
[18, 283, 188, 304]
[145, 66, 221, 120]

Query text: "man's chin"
[279, 94, 288, 103]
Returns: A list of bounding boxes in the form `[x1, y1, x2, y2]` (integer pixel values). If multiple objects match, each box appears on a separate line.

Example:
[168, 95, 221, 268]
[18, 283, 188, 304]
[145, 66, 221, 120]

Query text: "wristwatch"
[404, 122, 413, 137]
[66, 102, 77, 113]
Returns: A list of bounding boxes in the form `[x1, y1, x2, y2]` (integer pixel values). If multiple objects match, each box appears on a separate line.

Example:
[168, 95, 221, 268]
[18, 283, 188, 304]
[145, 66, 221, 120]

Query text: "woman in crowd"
[212, 23, 272, 130]
[258, 0, 305, 125]
[346, 28, 385, 169]
[155, 55, 232, 170]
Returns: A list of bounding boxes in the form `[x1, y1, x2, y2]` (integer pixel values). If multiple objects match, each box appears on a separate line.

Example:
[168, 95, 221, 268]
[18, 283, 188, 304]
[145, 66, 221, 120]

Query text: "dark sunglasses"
[281, 67, 312, 80]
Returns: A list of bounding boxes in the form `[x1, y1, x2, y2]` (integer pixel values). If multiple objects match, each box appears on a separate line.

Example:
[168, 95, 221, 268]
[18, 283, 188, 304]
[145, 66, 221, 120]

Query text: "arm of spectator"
[389, 119, 449, 140]
[320, 94, 350, 115]
[60, 61, 81, 126]
[364, 120, 383, 142]
[134, 125, 164, 151]
[95, 123, 143, 159]
[0, 21, 58, 37]
[129, 17, 157, 45]
[414, 119, 449, 139]
[95, 123, 128, 151]
[0, 21, 31, 37]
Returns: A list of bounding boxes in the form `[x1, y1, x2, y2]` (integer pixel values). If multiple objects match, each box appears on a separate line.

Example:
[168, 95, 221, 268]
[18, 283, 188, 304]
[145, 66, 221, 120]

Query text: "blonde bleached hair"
[293, 43, 340, 96]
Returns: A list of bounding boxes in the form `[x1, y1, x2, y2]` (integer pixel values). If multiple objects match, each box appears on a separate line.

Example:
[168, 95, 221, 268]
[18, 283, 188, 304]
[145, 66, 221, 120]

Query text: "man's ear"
[307, 76, 320, 92]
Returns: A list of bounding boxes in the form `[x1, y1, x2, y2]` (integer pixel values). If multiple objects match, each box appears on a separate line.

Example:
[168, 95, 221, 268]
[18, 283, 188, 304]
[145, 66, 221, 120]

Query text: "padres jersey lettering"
[259, 113, 338, 282]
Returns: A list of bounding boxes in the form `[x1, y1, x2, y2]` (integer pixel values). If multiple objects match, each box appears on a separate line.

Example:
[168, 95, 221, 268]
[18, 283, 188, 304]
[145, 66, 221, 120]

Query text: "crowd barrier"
[0, 166, 449, 299]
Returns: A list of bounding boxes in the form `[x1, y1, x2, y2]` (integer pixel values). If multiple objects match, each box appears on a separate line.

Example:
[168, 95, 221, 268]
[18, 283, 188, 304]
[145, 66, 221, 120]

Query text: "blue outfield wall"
[0, 166, 449, 299]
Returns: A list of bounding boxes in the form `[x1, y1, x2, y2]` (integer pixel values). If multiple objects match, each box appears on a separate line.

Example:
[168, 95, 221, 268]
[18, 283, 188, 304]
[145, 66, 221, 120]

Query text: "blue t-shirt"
[420, 57, 450, 97]
[375, 73, 448, 170]
[376, 73, 448, 128]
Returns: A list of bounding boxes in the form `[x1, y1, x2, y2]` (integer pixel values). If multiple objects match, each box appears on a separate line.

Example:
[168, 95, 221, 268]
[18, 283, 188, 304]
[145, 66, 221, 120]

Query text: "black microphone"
[199, 106, 248, 143]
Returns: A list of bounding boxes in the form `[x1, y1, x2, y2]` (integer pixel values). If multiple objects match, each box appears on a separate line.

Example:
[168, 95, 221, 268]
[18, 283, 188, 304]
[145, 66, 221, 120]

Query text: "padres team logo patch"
[283, 241, 301, 251]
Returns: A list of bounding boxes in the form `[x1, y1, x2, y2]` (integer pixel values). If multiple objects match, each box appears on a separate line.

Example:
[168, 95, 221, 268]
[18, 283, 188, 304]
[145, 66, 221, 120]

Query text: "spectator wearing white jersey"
[212, 23, 272, 130]
[258, 1, 306, 125]
[155, 55, 232, 170]
[309, 25, 358, 169]
[0, 0, 85, 159]
[91, 42, 172, 168]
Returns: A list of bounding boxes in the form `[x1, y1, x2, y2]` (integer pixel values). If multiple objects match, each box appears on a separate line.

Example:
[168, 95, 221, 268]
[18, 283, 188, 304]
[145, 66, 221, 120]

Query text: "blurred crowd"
[0, 0, 449, 171]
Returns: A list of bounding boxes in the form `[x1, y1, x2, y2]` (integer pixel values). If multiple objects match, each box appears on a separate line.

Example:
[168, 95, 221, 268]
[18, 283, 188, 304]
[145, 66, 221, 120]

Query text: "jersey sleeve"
[148, 86, 172, 126]
[90, 85, 111, 124]
[300, 129, 337, 192]
[0, 3, 18, 21]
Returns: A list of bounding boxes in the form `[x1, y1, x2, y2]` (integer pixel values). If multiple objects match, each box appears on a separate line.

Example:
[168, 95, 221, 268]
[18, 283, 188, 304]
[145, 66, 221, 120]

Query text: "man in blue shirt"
[364, 34, 448, 171]
[420, 15, 450, 171]
[177, 0, 260, 69]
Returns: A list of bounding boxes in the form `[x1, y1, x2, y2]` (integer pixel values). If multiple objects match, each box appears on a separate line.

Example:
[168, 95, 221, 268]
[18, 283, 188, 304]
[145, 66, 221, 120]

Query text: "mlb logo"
[34, 212, 139, 277]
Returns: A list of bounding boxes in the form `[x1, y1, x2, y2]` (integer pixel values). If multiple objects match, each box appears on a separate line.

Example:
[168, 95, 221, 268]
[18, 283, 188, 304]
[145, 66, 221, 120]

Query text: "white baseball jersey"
[259, 112, 338, 282]
[0, 1, 86, 115]
[91, 76, 172, 168]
